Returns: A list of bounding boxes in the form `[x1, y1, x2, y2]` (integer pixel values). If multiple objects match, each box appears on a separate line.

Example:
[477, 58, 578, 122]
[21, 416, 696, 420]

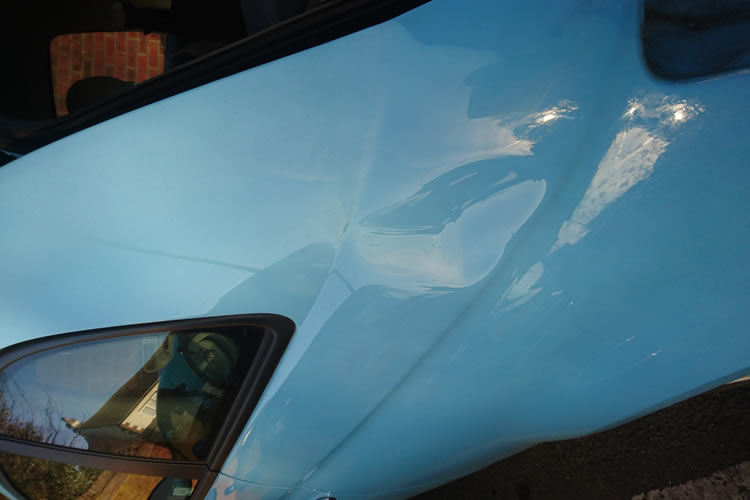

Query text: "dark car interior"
[0, 0, 328, 122]
[0, 0, 421, 166]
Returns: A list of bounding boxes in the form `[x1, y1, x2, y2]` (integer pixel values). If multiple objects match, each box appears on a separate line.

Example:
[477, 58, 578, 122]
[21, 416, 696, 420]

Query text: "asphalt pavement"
[414, 381, 750, 499]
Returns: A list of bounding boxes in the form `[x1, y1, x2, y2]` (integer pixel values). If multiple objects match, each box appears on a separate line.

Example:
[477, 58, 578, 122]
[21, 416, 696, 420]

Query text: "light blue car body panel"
[1, 0, 749, 498]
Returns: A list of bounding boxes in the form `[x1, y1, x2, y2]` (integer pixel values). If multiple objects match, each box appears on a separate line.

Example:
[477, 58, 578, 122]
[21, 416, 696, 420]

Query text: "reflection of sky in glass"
[1, 334, 165, 448]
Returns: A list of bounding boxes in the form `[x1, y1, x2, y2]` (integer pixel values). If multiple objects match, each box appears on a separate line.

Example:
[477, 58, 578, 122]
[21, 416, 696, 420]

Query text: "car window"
[0, 316, 293, 499]
[642, 0, 750, 80]
[2, 0, 249, 122]
[50, 32, 167, 116]
[0, 327, 262, 461]
[0, 450, 196, 500]
[0, 0, 428, 159]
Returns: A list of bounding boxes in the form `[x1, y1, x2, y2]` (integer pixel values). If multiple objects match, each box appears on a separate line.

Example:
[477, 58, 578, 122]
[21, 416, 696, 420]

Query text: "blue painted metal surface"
[1, 0, 749, 498]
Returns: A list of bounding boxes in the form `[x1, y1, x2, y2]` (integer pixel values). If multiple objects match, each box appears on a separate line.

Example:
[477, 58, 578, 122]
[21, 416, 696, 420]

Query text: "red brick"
[56, 85, 66, 98]
[117, 32, 127, 52]
[82, 35, 93, 56]
[51, 29, 165, 104]
[55, 95, 65, 113]
[105, 36, 115, 65]
[115, 58, 126, 79]
[72, 52, 82, 72]
[148, 40, 158, 70]
[137, 53, 147, 81]
[59, 35, 71, 53]
[57, 71, 68, 90]
[58, 54, 70, 71]
[127, 39, 137, 66]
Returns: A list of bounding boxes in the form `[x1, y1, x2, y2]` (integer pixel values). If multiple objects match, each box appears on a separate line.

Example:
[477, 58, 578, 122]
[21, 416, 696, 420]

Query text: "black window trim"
[3, 0, 430, 156]
[0, 313, 295, 499]
[0, 436, 207, 479]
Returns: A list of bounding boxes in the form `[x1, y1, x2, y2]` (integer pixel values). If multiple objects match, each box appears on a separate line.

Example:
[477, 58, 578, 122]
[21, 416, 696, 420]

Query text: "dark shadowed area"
[415, 381, 750, 499]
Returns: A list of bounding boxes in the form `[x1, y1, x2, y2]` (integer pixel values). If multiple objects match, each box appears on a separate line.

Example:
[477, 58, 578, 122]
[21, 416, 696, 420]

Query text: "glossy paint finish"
[1, 0, 749, 498]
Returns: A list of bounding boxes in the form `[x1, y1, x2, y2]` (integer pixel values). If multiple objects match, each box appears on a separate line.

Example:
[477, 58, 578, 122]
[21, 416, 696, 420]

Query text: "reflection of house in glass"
[58, 331, 241, 463]
[63, 384, 158, 436]
[121, 383, 159, 434]
[58, 360, 176, 498]
[68, 465, 167, 499]
[61, 358, 172, 460]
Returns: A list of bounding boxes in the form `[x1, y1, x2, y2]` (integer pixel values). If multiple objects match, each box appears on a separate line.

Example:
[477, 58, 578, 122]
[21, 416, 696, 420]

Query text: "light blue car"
[1, 0, 749, 498]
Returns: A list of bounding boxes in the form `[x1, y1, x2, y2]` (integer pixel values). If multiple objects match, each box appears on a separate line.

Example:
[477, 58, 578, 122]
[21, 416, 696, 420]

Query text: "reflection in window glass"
[0, 451, 196, 500]
[0, 326, 264, 461]
[50, 32, 167, 116]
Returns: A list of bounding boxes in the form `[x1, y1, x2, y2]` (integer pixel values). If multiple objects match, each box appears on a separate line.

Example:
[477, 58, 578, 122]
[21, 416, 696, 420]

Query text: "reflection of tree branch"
[0, 373, 85, 448]
[12, 378, 35, 428]
[0, 374, 100, 498]
[45, 397, 57, 444]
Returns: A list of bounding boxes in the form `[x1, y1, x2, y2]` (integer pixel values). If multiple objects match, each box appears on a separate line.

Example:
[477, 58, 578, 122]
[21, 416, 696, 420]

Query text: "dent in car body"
[0, 0, 749, 498]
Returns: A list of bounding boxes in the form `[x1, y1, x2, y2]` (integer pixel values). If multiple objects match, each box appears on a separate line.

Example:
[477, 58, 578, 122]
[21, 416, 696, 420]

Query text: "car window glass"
[0, 0, 427, 159]
[0, 450, 196, 500]
[0, 327, 264, 461]
[50, 32, 167, 116]
[642, 0, 750, 80]
[1, 0, 297, 122]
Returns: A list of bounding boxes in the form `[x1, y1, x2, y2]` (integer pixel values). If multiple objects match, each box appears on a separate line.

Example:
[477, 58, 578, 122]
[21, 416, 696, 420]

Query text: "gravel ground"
[634, 461, 750, 499]
[414, 382, 750, 499]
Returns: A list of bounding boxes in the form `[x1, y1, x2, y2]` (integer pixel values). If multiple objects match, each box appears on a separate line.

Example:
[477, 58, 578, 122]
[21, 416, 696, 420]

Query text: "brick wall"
[50, 32, 166, 116]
